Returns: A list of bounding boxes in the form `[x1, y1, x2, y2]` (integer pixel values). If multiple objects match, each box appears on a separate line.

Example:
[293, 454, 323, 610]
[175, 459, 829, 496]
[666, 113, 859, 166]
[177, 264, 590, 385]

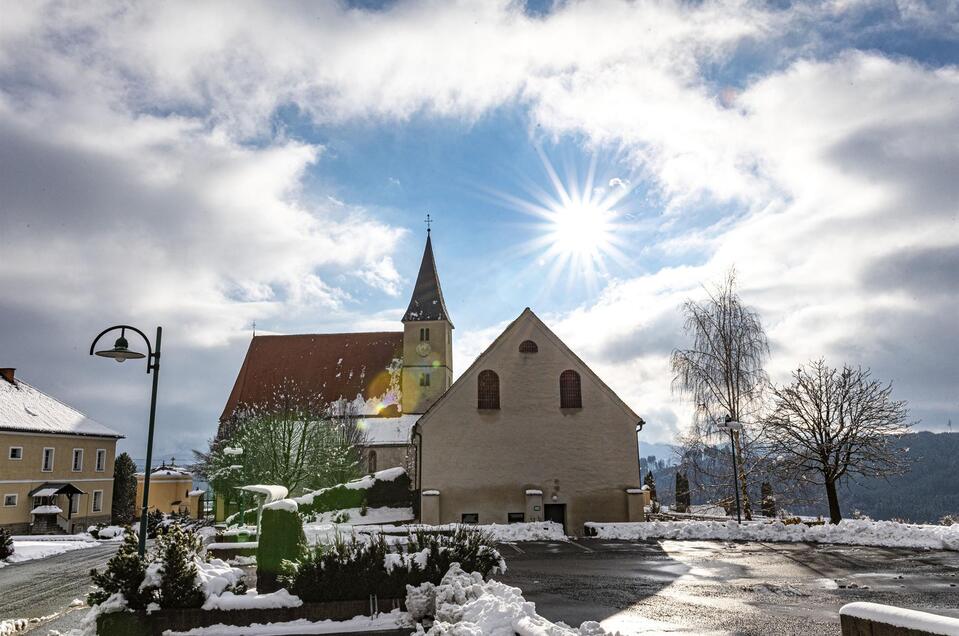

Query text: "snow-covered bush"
[152, 525, 205, 609]
[88, 531, 154, 610]
[0, 527, 13, 560]
[256, 499, 307, 594]
[941, 515, 957, 526]
[283, 527, 504, 603]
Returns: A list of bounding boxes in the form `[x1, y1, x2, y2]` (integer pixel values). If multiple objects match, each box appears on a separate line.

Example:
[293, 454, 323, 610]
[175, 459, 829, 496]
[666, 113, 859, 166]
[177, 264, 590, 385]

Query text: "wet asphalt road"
[496, 539, 959, 635]
[0, 542, 119, 633]
[3, 539, 958, 635]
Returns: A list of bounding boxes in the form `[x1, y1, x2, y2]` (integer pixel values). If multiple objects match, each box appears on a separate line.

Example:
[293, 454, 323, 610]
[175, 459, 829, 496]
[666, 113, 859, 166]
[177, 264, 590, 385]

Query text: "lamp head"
[95, 335, 146, 363]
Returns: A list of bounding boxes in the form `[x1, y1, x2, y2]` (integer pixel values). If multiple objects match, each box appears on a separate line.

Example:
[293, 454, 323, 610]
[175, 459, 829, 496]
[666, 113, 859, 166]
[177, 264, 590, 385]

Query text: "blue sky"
[0, 1, 957, 464]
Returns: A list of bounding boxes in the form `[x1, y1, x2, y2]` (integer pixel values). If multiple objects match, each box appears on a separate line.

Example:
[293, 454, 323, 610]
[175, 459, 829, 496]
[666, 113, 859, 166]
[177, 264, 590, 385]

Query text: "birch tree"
[670, 269, 769, 519]
[765, 359, 911, 523]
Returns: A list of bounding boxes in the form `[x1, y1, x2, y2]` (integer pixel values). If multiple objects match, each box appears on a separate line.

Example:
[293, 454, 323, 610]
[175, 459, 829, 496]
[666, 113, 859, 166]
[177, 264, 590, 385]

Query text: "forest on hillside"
[641, 431, 958, 524]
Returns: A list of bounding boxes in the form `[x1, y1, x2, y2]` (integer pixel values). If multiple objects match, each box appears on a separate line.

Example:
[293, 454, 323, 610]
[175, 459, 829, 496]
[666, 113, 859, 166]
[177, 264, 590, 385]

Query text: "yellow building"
[135, 464, 204, 518]
[1, 368, 122, 534]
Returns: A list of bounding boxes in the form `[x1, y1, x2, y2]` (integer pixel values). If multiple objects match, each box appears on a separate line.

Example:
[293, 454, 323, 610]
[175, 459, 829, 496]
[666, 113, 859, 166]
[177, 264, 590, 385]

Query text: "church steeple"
[401, 228, 453, 414]
[403, 231, 453, 326]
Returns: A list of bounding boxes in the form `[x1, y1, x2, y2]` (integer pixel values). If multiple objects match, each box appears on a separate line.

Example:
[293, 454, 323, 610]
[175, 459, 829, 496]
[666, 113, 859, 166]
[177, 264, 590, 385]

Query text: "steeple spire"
[403, 230, 453, 326]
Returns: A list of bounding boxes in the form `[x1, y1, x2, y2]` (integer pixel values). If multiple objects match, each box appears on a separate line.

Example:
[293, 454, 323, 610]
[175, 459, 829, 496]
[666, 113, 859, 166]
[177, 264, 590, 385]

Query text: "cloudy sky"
[1, 0, 957, 465]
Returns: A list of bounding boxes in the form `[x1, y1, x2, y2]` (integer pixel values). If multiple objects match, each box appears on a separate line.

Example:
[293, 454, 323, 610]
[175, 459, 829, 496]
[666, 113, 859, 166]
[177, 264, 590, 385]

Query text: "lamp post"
[90, 325, 162, 557]
[718, 415, 743, 524]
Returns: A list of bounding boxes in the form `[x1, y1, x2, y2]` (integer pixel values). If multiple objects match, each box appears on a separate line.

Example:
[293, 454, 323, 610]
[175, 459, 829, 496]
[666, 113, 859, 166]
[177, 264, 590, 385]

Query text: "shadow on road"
[495, 539, 689, 628]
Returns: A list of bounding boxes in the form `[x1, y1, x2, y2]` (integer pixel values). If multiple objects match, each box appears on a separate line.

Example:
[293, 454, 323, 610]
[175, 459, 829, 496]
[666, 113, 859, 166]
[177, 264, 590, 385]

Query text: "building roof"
[403, 233, 453, 325]
[220, 332, 404, 424]
[358, 414, 419, 446]
[0, 376, 123, 438]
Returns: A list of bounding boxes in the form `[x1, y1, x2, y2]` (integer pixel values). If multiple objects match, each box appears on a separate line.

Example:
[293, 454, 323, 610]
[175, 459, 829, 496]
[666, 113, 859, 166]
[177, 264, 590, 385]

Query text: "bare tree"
[671, 269, 769, 519]
[765, 359, 911, 523]
[195, 380, 368, 498]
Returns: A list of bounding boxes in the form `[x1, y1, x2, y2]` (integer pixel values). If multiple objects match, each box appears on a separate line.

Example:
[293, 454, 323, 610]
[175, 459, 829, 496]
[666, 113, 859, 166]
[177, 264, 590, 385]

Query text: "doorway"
[543, 503, 566, 534]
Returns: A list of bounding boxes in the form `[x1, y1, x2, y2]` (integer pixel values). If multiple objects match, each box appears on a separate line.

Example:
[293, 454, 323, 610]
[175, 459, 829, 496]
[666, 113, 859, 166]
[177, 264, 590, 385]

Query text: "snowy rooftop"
[0, 376, 122, 438]
[358, 414, 418, 446]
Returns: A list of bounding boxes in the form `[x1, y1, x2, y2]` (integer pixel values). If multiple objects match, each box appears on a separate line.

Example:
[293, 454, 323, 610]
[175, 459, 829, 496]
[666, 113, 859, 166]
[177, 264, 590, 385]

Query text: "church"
[220, 230, 646, 534]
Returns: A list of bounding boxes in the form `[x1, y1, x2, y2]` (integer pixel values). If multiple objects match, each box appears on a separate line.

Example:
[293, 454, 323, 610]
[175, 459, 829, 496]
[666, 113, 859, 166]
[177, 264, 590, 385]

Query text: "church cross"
[424, 213, 432, 234]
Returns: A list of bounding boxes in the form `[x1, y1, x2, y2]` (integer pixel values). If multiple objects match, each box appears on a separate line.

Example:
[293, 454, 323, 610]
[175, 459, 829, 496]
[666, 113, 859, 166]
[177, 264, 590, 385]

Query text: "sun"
[503, 152, 632, 289]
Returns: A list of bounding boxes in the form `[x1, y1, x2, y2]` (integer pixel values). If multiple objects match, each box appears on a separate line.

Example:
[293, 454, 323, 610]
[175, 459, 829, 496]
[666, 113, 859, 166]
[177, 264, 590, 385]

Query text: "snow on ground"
[404, 522, 567, 542]
[308, 506, 414, 526]
[413, 564, 607, 635]
[1, 536, 97, 567]
[586, 519, 959, 550]
[202, 589, 302, 611]
[165, 609, 408, 635]
[840, 602, 959, 635]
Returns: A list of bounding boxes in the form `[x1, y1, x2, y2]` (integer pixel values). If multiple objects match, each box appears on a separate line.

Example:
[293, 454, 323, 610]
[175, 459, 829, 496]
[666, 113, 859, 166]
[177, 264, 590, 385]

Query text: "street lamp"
[90, 325, 162, 557]
[717, 415, 743, 524]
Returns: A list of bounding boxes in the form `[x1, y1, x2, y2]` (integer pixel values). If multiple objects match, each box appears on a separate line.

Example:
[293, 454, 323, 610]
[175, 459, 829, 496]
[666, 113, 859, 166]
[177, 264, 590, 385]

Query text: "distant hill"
[641, 432, 958, 523]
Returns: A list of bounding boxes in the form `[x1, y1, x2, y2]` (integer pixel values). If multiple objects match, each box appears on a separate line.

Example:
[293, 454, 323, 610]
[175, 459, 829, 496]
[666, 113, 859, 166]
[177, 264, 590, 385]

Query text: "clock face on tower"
[416, 342, 432, 357]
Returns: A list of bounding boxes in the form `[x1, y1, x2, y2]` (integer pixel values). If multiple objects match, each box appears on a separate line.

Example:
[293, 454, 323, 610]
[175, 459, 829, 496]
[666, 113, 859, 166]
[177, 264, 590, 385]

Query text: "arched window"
[477, 370, 500, 409]
[519, 340, 538, 353]
[560, 370, 582, 408]
[368, 450, 377, 473]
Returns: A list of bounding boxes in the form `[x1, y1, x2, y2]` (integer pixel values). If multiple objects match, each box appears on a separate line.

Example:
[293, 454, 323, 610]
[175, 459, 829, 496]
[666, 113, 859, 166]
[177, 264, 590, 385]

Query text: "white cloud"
[1, 0, 955, 453]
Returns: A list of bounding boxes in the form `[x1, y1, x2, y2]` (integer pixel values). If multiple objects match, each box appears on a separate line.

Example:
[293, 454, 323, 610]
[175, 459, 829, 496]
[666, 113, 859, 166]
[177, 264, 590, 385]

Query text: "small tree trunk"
[825, 479, 842, 524]
[732, 432, 752, 520]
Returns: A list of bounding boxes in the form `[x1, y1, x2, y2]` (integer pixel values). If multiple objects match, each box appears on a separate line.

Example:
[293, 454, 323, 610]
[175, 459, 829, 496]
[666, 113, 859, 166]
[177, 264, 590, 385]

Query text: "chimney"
[0, 368, 15, 385]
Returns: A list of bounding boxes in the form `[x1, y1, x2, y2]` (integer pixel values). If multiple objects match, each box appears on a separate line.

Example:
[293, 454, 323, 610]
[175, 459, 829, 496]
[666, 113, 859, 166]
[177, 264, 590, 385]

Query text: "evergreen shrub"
[256, 502, 307, 593]
[281, 527, 502, 603]
[0, 527, 13, 560]
[155, 525, 205, 609]
[88, 530, 154, 610]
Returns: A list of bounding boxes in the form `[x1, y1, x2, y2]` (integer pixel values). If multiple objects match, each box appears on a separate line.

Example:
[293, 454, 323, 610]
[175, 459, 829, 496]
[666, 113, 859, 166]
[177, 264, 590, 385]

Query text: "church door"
[544, 503, 566, 534]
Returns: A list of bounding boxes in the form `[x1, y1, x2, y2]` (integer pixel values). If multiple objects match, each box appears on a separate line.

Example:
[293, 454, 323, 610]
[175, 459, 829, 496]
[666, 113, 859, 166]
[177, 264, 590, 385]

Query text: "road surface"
[0, 542, 119, 633]
[497, 539, 959, 635]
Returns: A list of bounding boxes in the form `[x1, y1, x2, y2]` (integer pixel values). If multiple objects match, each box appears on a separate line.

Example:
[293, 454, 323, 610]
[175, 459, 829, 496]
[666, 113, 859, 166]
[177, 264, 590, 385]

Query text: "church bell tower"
[401, 227, 453, 414]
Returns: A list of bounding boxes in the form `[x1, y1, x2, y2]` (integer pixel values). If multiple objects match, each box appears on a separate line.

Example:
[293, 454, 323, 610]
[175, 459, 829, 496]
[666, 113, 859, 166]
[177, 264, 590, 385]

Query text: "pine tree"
[155, 525, 205, 609]
[675, 472, 690, 513]
[0, 527, 13, 560]
[644, 470, 657, 501]
[88, 530, 154, 609]
[761, 481, 776, 517]
[111, 453, 138, 525]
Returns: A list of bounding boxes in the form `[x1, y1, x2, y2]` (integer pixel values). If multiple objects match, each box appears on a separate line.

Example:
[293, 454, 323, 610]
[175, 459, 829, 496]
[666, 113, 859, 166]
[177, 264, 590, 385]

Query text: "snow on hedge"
[163, 610, 408, 635]
[841, 602, 959, 635]
[263, 498, 298, 513]
[586, 519, 959, 550]
[202, 588, 302, 611]
[409, 564, 608, 635]
[308, 505, 413, 526]
[293, 467, 405, 507]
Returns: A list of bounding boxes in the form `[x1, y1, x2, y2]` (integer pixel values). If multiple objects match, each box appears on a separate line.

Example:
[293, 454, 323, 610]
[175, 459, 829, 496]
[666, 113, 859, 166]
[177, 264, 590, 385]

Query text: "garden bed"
[97, 598, 405, 636]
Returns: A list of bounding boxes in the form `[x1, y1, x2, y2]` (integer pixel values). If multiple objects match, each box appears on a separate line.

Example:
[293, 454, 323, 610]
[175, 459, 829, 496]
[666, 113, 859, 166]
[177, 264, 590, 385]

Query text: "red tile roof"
[219, 332, 403, 426]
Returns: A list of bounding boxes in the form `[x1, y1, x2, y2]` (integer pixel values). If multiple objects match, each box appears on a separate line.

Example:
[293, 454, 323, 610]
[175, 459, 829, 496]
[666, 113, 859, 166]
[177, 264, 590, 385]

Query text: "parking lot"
[496, 539, 959, 635]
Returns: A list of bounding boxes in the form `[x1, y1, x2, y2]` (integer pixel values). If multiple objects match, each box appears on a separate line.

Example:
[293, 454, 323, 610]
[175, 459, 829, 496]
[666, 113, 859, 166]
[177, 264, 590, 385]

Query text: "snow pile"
[94, 525, 125, 539]
[410, 564, 608, 635]
[4, 537, 97, 564]
[340, 467, 405, 491]
[195, 558, 246, 597]
[841, 602, 959, 635]
[586, 519, 959, 550]
[0, 618, 29, 636]
[163, 610, 408, 635]
[202, 588, 302, 611]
